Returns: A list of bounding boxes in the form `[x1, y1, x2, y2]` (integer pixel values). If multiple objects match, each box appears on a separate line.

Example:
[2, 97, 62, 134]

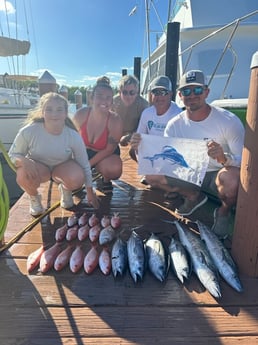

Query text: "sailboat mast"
[145, 0, 152, 83]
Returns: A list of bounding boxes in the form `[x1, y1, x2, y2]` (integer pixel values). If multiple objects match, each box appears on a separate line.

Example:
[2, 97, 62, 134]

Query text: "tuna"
[145, 233, 169, 282]
[168, 236, 190, 283]
[174, 221, 222, 299]
[111, 237, 128, 277]
[127, 230, 146, 283]
[196, 220, 243, 293]
[27, 245, 45, 273]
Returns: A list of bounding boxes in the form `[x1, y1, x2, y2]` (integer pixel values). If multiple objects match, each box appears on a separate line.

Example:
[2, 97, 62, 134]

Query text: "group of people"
[8, 69, 245, 239]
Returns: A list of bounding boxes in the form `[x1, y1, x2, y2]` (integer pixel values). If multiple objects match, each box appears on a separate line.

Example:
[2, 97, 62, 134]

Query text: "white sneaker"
[29, 194, 44, 216]
[58, 184, 74, 209]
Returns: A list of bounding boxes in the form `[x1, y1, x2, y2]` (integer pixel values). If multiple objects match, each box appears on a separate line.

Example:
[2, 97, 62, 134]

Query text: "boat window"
[198, 49, 233, 76]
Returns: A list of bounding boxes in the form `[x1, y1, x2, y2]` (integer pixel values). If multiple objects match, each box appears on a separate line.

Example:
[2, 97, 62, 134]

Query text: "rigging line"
[150, 0, 166, 35]
[28, 0, 39, 69]
[4, 0, 16, 75]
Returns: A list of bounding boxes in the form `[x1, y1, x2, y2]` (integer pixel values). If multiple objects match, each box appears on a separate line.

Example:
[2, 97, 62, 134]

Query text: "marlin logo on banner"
[138, 134, 209, 186]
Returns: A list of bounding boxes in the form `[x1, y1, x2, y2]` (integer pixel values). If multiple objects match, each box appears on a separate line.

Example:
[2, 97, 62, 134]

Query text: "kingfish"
[111, 237, 128, 277]
[196, 220, 243, 293]
[168, 236, 190, 283]
[127, 230, 146, 283]
[145, 233, 169, 282]
[174, 221, 221, 298]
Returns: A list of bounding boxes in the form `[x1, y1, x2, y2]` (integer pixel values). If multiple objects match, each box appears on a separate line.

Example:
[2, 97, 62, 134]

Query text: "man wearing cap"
[130, 75, 181, 183]
[138, 69, 245, 239]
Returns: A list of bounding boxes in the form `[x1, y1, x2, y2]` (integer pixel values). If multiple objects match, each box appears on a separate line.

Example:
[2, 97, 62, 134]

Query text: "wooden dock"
[1, 147, 258, 345]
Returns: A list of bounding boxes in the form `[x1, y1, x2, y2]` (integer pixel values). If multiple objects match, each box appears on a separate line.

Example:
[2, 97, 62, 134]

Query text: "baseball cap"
[149, 76, 172, 92]
[178, 70, 206, 89]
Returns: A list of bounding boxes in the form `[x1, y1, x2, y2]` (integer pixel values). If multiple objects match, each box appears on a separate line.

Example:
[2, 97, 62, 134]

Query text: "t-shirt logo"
[147, 120, 154, 130]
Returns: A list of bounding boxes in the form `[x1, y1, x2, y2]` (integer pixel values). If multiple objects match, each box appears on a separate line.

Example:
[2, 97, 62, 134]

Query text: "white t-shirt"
[164, 105, 245, 171]
[136, 102, 182, 136]
[8, 122, 93, 187]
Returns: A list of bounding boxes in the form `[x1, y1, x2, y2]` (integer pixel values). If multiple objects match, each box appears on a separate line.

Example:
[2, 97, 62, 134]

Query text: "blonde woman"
[9, 92, 98, 216]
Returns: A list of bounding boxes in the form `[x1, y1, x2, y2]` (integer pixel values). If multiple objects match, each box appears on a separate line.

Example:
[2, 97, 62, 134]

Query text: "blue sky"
[0, 0, 172, 87]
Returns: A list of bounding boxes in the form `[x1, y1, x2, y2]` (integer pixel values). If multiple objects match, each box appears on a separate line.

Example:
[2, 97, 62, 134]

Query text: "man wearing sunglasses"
[144, 70, 245, 239]
[113, 75, 149, 147]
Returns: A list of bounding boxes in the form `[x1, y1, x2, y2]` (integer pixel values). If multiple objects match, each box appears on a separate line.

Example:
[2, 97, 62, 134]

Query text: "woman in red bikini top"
[72, 76, 123, 194]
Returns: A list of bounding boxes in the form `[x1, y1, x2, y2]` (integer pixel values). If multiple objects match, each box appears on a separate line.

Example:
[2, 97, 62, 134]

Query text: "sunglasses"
[180, 86, 205, 97]
[121, 90, 137, 96]
[151, 89, 169, 96]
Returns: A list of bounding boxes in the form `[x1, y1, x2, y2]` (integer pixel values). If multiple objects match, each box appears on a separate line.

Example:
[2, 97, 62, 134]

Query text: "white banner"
[138, 134, 209, 186]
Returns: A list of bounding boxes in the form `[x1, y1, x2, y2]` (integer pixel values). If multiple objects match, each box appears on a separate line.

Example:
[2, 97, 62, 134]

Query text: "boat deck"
[1, 147, 258, 345]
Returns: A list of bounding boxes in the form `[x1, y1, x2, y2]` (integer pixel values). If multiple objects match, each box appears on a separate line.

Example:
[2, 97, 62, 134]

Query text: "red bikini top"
[80, 110, 110, 151]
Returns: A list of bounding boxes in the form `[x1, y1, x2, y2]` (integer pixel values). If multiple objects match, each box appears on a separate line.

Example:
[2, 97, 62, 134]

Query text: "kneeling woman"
[72, 76, 123, 194]
[9, 92, 99, 216]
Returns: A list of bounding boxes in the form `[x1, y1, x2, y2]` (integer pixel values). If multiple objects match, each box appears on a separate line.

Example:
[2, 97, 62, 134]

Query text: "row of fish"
[55, 212, 121, 245]
[116, 221, 243, 299]
[27, 243, 113, 275]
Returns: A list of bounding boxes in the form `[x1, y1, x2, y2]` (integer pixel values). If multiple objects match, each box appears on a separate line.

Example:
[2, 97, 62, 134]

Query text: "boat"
[140, 0, 258, 121]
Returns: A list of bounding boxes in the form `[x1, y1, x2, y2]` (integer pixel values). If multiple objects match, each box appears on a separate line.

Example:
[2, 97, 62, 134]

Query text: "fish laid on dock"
[69, 245, 85, 273]
[39, 243, 62, 274]
[111, 237, 128, 277]
[168, 236, 191, 283]
[99, 247, 112, 275]
[54, 244, 75, 271]
[127, 230, 146, 283]
[196, 220, 243, 293]
[84, 244, 100, 274]
[77, 223, 90, 241]
[174, 221, 221, 299]
[146, 233, 169, 282]
[99, 225, 116, 246]
[27, 245, 45, 273]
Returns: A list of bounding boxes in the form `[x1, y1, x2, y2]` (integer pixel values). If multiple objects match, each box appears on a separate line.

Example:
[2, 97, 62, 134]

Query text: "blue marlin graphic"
[143, 145, 190, 168]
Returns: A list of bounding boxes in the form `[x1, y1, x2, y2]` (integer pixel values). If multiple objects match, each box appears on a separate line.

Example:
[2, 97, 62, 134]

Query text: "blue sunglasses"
[180, 86, 206, 96]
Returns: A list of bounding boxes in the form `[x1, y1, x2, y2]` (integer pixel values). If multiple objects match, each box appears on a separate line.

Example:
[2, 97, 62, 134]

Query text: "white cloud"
[0, 0, 15, 14]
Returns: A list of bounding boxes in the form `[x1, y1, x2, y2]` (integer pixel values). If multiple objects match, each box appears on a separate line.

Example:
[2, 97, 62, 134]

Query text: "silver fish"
[127, 230, 146, 283]
[146, 233, 169, 282]
[111, 237, 128, 277]
[99, 225, 116, 246]
[174, 221, 221, 299]
[168, 236, 190, 283]
[196, 220, 243, 293]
